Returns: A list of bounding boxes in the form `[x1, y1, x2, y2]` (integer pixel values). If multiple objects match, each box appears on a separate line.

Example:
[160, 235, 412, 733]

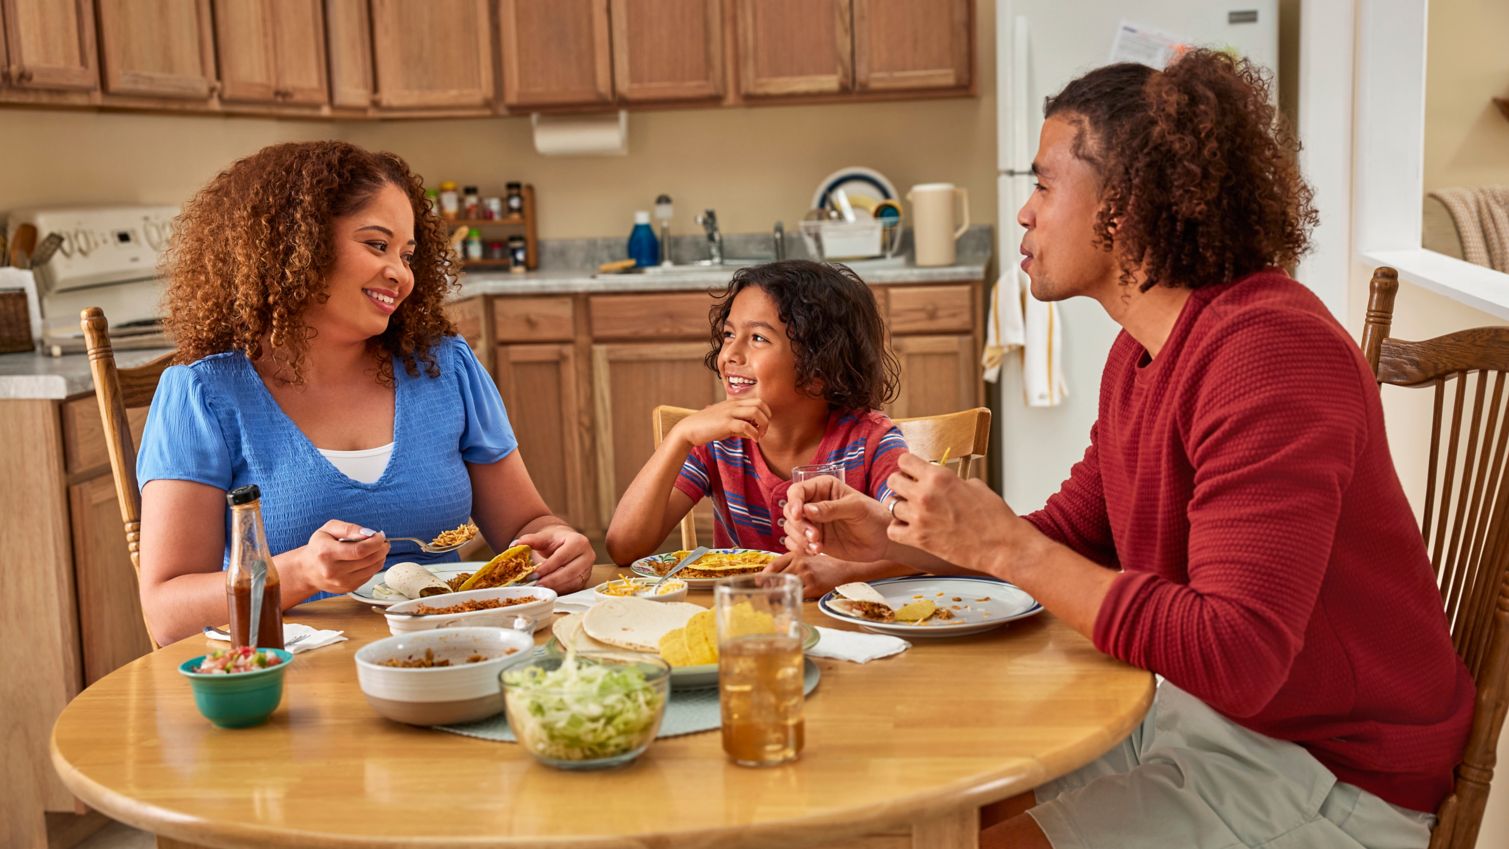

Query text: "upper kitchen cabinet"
[499, 0, 612, 108]
[0, 0, 97, 91]
[609, 0, 722, 103]
[735, 0, 850, 97]
[214, 0, 328, 107]
[96, 0, 217, 100]
[325, 0, 373, 110]
[370, 0, 495, 110]
[852, 0, 971, 92]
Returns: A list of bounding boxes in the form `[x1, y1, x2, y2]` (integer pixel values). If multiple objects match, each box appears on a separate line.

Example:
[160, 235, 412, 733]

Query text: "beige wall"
[1422, 0, 1509, 193]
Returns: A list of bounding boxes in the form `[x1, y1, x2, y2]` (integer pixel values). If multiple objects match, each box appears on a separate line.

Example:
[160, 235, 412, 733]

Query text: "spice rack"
[451, 183, 538, 271]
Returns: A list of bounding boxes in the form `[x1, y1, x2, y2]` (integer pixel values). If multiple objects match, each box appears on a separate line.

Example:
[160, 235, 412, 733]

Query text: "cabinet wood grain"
[499, 0, 612, 107]
[853, 0, 971, 92]
[735, 0, 850, 97]
[888, 284, 974, 334]
[610, 0, 723, 103]
[371, 0, 494, 109]
[890, 334, 979, 419]
[589, 291, 718, 340]
[325, 0, 373, 110]
[1, 0, 97, 90]
[493, 295, 575, 342]
[97, 0, 216, 100]
[495, 344, 590, 528]
[70, 474, 153, 685]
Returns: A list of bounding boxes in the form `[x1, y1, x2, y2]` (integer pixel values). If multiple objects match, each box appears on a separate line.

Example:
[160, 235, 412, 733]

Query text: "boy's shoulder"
[829, 408, 901, 436]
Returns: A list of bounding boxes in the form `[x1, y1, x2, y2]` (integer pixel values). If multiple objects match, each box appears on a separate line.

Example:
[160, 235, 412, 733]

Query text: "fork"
[201, 626, 312, 648]
[337, 534, 468, 554]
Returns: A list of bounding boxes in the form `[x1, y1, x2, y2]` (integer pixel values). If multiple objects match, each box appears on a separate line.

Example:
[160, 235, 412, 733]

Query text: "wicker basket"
[0, 289, 35, 353]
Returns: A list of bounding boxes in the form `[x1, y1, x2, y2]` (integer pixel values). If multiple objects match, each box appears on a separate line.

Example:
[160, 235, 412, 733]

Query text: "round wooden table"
[51, 567, 1153, 849]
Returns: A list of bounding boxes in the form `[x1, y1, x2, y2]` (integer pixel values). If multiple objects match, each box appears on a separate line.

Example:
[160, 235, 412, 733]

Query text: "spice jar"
[463, 185, 480, 219]
[485, 240, 507, 261]
[484, 197, 503, 220]
[438, 181, 460, 221]
[508, 235, 528, 272]
[465, 228, 483, 261]
[506, 182, 524, 215]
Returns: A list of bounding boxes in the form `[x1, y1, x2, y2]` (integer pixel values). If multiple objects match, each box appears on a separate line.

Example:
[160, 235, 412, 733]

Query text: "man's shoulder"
[1191, 271, 1356, 359]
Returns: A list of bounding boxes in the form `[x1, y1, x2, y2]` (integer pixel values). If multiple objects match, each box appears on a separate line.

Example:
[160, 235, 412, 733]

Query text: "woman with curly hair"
[604, 259, 912, 595]
[135, 141, 593, 645]
[778, 51, 1469, 848]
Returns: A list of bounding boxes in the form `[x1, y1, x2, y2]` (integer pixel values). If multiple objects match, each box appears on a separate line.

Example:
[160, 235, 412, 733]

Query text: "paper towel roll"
[531, 110, 628, 157]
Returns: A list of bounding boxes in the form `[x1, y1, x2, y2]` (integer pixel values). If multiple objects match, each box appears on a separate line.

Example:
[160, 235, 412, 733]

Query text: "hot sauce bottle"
[226, 485, 284, 650]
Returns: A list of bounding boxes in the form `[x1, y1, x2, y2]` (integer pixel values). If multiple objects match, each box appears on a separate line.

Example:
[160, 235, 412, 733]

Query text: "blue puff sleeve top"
[137, 335, 517, 603]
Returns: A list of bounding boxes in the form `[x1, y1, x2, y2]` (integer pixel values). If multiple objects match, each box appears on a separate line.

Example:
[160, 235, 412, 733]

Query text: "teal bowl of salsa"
[178, 647, 294, 728]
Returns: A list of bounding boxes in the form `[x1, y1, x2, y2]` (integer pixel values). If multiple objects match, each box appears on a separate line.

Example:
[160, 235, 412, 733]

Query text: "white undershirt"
[318, 442, 395, 484]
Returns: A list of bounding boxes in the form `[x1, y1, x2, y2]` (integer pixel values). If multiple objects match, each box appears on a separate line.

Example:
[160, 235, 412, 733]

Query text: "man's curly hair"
[159, 140, 458, 384]
[1045, 49, 1317, 290]
[704, 260, 900, 411]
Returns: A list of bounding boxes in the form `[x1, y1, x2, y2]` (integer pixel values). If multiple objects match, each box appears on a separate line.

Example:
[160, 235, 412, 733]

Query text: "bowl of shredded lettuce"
[501, 651, 670, 769]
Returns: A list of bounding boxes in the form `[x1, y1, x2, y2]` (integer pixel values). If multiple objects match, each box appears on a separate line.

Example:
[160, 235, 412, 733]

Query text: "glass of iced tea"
[715, 573, 806, 767]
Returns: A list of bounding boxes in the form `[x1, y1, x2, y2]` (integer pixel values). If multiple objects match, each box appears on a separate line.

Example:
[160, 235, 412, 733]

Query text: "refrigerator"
[993, 0, 1279, 511]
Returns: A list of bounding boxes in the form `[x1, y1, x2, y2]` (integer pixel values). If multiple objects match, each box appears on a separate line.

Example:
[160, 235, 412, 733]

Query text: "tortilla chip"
[894, 599, 937, 623]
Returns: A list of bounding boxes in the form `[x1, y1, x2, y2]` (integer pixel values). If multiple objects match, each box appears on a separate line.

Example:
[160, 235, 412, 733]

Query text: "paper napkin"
[807, 626, 910, 663]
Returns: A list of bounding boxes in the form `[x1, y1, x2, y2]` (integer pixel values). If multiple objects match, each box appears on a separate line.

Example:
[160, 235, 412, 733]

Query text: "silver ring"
[886, 496, 901, 518]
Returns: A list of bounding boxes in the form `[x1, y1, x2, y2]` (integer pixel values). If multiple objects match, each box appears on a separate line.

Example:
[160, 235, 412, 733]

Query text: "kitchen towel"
[982, 265, 1067, 407]
[807, 626, 909, 663]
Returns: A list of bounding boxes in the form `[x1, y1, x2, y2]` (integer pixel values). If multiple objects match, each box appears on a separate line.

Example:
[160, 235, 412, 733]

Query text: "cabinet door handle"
[16, 67, 33, 83]
[208, 80, 222, 95]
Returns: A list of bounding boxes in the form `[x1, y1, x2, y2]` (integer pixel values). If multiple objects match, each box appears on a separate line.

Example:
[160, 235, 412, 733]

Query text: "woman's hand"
[885, 453, 1023, 575]
[780, 475, 892, 562]
[670, 398, 772, 447]
[515, 524, 594, 592]
[289, 521, 390, 594]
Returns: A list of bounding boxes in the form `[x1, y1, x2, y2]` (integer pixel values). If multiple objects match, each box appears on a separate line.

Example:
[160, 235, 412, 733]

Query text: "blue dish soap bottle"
[627, 210, 659, 267]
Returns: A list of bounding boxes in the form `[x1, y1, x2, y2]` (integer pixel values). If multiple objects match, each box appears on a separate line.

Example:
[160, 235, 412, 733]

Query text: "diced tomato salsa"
[195, 646, 284, 674]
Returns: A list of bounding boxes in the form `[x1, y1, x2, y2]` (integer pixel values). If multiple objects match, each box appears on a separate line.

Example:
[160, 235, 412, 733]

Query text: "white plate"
[817, 576, 1043, 638]
[629, 549, 778, 588]
[810, 166, 899, 214]
[545, 622, 819, 690]
[348, 563, 486, 607]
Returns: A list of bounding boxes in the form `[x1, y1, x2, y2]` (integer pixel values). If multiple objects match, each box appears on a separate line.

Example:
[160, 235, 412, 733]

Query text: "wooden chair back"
[1362, 267, 1509, 849]
[80, 307, 174, 650]
[895, 406, 993, 479]
[650, 405, 994, 550]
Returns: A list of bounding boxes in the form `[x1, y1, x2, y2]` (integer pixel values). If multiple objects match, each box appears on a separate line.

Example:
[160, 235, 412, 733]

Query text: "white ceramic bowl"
[591, 576, 689, 604]
[354, 627, 533, 725]
[384, 585, 557, 635]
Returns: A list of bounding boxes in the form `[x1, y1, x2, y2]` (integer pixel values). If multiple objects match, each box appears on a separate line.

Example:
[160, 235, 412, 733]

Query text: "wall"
[1421, 0, 1509, 193]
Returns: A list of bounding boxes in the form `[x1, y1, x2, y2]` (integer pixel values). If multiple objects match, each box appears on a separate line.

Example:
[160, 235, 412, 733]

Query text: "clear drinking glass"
[715, 573, 805, 767]
[791, 461, 844, 484]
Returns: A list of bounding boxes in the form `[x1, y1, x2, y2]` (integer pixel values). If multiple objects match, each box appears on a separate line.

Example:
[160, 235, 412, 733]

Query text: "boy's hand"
[763, 552, 858, 600]
[671, 398, 771, 447]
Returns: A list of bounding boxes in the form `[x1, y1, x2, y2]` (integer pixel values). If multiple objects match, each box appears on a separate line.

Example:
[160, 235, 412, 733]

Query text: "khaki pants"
[1027, 684, 1437, 849]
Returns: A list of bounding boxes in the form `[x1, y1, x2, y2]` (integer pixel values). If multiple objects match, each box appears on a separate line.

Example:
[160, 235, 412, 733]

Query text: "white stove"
[7, 205, 179, 353]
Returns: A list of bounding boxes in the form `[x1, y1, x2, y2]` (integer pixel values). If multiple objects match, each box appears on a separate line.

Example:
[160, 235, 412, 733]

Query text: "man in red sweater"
[780, 51, 1473, 849]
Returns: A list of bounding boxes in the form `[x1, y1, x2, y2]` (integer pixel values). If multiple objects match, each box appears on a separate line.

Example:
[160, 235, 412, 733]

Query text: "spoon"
[656, 546, 709, 590]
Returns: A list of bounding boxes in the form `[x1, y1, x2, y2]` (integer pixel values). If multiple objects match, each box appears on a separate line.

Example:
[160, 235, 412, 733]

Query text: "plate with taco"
[349, 544, 542, 607]
[629, 548, 778, 587]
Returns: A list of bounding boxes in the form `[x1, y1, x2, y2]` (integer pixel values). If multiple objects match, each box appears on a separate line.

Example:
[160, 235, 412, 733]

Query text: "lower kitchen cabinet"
[889, 334, 980, 419]
[494, 342, 592, 534]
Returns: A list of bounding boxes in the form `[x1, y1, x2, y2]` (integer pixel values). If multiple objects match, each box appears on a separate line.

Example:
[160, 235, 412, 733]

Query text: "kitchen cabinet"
[96, 0, 217, 100]
[853, 0, 971, 92]
[609, 0, 722, 103]
[496, 343, 593, 530]
[370, 0, 495, 110]
[69, 474, 153, 685]
[499, 0, 612, 108]
[889, 334, 979, 419]
[735, 0, 850, 97]
[325, 0, 373, 110]
[214, 0, 327, 107]
[0, 0, 96, 91]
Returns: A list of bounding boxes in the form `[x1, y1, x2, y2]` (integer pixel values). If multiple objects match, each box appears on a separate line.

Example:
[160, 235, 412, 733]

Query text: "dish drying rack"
[799, 218, 903, 262]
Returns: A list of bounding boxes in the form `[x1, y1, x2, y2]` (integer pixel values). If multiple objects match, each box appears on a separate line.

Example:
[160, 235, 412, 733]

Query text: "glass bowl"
[501, 651, 670, 769]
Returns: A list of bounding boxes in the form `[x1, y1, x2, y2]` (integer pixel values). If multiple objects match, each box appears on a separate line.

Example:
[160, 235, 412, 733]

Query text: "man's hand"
[780, 475, 892, 562]
[885, 453, 1029, 577]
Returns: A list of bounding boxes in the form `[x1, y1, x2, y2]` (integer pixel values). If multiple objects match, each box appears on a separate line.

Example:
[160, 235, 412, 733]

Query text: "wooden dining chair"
[80, 307, 175, 650]
[895, 406, 993, 479]
[1362, 267, 1509, 849]
[650, 404, 995, 549]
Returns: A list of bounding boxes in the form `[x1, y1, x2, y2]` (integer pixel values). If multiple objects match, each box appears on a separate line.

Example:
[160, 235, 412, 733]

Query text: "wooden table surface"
[51, 567, 1153, 849]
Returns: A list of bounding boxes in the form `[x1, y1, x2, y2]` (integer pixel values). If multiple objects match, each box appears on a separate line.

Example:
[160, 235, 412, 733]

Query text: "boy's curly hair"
[704, 260, 900, 411]
[159, 140, 458, 384]
[1045, 49, 1317, 290]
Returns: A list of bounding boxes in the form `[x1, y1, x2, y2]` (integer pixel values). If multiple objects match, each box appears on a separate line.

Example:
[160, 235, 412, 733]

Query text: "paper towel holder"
[530, 109, 629, 157]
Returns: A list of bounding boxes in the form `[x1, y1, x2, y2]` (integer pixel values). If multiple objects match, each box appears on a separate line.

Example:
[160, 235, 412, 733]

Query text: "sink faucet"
[695, 209, 723, 265]
[773, 221, 785, 261]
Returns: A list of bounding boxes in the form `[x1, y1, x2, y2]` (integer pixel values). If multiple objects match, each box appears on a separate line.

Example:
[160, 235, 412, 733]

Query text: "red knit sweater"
[1026, 271, 1473, 813]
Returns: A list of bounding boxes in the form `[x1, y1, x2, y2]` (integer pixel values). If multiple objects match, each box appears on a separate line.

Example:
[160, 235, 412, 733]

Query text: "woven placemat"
[436, 658, 820, 742]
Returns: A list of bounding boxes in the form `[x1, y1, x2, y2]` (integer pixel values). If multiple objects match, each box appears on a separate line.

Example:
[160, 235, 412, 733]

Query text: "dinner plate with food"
[349, 543, 542, 607]
[548, 596, 819, 690]
[817, 576, 1043, 637]
[629, 548, 777, 587]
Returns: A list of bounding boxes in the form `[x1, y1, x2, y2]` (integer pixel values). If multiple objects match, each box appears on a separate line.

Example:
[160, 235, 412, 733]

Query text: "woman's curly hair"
[159, 140, 458, 383]
[704, 260, 900, 411]
[1045, 49, 1318, 290]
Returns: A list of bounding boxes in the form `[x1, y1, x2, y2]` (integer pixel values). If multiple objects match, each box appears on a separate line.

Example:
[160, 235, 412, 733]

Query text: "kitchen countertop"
[1, 239, 992, 401]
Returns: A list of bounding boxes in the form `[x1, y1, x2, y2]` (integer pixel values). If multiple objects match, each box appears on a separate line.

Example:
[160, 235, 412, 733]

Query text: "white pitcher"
[907, 183, 970, 266]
